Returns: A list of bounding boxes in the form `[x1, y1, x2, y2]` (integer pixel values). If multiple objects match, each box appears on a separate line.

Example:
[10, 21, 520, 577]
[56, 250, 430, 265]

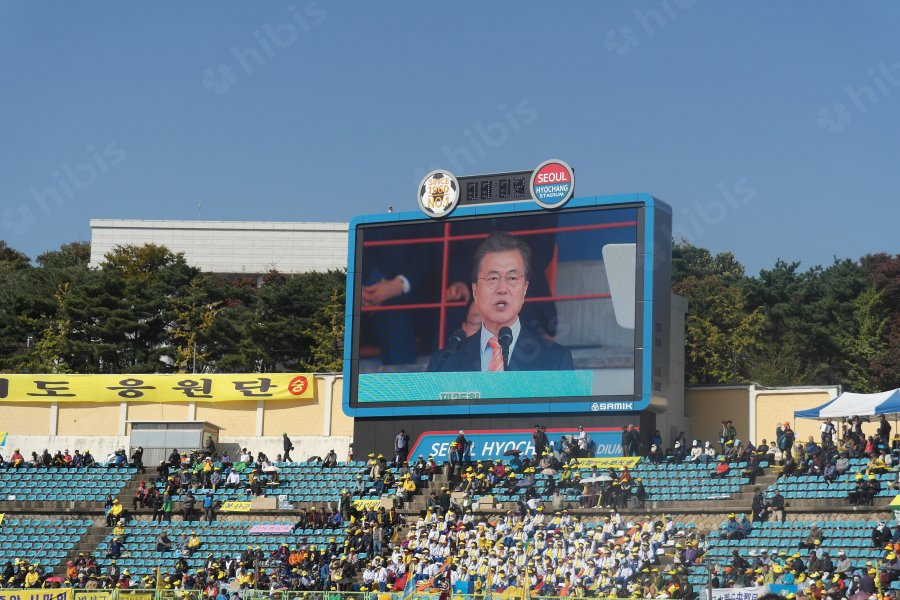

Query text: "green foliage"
[672, 240, 896, 391]
[300, 287, 345, 373]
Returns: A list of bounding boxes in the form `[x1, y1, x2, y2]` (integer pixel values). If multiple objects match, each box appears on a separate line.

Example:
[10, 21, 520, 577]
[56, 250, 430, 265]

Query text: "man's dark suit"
[429, 327, 574, 372]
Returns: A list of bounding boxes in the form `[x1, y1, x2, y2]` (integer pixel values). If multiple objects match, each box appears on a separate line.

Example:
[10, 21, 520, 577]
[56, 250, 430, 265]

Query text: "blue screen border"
[341, 193, 666, 418]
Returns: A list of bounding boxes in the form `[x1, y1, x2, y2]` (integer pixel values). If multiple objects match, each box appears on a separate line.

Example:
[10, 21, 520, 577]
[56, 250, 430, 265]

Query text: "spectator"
[721, 513, 743, 540]
[155, 530, 172, 552]
[182, 491, 196, 521]
[689, 440, 703, 461]
[622, 424, 640, 457]
[224, 470, 240, 489]
[820, 419, 836, 446]
[106, 499, 124, 526]
[393, 429, 409, 465]
[711, 457, 730, 478]
[799, 524, 824, 549]
[702, 441, 717, 463]
[202, 492, 215, 522]
[282, 433, 294, 462]
[751, 487, 766, 522]
[130, 446, 145, 473]
[768, 489, 786, 523]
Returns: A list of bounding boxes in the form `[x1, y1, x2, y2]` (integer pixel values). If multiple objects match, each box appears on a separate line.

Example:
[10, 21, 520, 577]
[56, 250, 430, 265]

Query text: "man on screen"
[434, 231, 573, 372]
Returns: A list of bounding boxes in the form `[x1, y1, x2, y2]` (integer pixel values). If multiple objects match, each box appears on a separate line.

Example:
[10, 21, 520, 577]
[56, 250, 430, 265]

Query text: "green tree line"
[672, 241, 898, 392]
[0, 239, 896, 391]
[0, 241, 345, 374]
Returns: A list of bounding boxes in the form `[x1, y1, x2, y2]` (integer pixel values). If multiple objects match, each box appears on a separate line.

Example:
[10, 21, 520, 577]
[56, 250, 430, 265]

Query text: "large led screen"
[344, 199, 661, 416]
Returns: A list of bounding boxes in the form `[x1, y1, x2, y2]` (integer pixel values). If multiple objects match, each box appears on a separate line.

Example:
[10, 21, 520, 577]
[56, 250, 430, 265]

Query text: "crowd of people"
[708, 518, 900, 600]
[3, 415, 900, 597]
[359, 507, 697, 598]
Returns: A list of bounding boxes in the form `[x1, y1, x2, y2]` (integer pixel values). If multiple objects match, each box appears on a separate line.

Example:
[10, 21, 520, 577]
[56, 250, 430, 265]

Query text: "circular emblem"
[591, 402, 600, 412]
[288, 375, 309, 396]
[530, 159, 575, 209]
[418, 170, 460, 218]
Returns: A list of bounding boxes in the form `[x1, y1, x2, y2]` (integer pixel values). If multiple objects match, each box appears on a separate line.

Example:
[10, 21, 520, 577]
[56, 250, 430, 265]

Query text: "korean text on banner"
[575, 456, 641, 469]
[220, 501, 252, 513]
[0, 590, 73, 600]
[0, 374, 314, 403]
[74, 591, 114, 600]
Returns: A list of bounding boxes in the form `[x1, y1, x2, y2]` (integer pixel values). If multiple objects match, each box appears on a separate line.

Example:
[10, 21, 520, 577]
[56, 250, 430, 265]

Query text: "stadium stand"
[2, 420, 900, 598]
[0, 517, 91, 571]
[0, 466, 137, 503]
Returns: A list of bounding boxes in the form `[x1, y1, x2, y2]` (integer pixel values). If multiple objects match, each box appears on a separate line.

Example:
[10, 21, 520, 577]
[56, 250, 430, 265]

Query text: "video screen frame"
[342, 193, 667, 418]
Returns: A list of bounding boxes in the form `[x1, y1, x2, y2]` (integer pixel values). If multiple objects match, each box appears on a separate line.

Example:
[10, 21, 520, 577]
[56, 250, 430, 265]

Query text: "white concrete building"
[89, 219, 348, 274]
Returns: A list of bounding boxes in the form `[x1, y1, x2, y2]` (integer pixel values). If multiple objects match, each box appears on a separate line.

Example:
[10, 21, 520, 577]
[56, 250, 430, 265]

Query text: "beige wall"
[685, 385, 843, 447]
[2, 403, 51, 435]
[685, 387, 750, 444]
[57, 402, 120, 436]
[260, 376, 325, 436]
[196, 401, 259, 437]
[126, 402, 191, 427]
[756, 390, 834, 445]
[330, 378, 353, 437]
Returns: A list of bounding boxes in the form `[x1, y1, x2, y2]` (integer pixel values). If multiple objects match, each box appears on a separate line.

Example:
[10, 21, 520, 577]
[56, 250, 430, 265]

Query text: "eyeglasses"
[477, 273, 524, 289]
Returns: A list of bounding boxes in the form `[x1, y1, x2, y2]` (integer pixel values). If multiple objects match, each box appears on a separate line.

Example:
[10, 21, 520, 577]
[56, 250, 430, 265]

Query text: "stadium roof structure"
[795, 388, 900, 419]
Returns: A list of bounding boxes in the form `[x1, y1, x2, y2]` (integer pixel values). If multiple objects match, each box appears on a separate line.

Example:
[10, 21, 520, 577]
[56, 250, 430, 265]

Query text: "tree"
[0, 241, 31, 270]
[300, 287, 345, 372]
[36, 242, 91, 269]
[861, 253, 900, 389]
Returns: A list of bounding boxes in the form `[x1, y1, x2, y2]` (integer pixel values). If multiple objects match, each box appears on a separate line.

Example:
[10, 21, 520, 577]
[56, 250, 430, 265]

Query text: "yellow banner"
[0, 513, 4, 525]
[116, 593, 154, 600]
[0, 374, 314, 403]
[0, 590, 72, 600]
[220, 500, 252, 513]
[352, 499, 381, 509]
[74, 592, 113, 600]
[575, 456, 641, 469]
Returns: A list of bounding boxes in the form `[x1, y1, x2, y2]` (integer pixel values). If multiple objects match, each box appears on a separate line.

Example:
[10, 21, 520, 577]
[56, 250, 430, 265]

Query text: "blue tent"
[795, 388, 900, 420]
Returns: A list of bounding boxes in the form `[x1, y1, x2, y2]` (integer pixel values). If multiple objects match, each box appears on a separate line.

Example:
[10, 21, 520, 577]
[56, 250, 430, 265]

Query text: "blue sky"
[2, 2, 898, 274]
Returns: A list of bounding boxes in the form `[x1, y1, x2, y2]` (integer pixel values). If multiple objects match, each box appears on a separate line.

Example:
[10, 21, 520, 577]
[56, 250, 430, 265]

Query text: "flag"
[401, 574, 415, 600]
[0, 432, 6, 446]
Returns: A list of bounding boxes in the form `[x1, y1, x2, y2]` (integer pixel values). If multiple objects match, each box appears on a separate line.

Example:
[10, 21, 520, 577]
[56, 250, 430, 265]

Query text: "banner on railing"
[698, 585, 768, 600]
[74, 591, 114, 600]
[575, 456, 641, 469]
[0, 590, 72, 600]
[249, 524, 293, 534]
[220, 500, 252, 512]
[0, 374, 315, 403]
[353, 499, 381, 509]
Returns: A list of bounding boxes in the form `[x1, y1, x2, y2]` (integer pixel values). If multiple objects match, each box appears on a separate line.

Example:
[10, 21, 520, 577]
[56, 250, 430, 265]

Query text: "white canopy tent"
[794, 388, 900, 420]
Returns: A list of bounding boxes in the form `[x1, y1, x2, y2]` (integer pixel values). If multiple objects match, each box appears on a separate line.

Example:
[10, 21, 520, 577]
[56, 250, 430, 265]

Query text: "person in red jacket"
[711, 457, 730, 478]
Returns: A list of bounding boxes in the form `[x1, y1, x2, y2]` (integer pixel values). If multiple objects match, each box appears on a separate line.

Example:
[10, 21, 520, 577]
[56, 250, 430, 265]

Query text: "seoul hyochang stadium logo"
[418, 170, 460, 218]
[530, 159, 575, 209]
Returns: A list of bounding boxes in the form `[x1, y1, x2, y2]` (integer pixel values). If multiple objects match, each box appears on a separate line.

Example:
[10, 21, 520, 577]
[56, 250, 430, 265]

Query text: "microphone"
[433, 329, 466, 371]
[444, 329, 466, 356]
[498, 326, 513, 370]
